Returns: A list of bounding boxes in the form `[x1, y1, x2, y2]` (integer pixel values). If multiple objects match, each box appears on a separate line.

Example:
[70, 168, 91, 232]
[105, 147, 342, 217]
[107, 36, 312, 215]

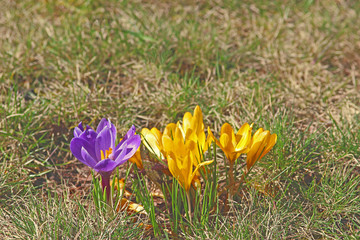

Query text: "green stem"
[186, 191, 192, 223]
[229, 161, 235, 198]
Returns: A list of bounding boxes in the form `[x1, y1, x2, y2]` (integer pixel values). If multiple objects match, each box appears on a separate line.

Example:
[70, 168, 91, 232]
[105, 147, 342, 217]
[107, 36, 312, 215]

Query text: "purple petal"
[86, 125, 94, 133]
[96, 118, 108, 133]
[125, 125, 136, 139]
[116, 125, 136, 150]
[74, 127, 82, 138]
[97, 119, 117, 143]
[79, 128, 97, 144]
[113, 142, 129, 165]
[73, 122, 84, 137]
[112, 142, 127, 159]
[80, 147, 98, 167]
[70, 137, 97, 164]
[95, 126, 115, 160]
[114, 135, 141, 164]
[94, 159, 119, 173]
[78, 122, 84, 131]
[123, 135, 141, 159]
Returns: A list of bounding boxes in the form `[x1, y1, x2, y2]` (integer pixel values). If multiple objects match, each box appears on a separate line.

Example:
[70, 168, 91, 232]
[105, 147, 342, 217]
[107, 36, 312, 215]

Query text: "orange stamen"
[101, 147, 113, 160]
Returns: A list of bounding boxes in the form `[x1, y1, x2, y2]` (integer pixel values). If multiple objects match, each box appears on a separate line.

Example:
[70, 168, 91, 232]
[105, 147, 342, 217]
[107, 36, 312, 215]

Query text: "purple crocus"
[70, 118, 141, 200]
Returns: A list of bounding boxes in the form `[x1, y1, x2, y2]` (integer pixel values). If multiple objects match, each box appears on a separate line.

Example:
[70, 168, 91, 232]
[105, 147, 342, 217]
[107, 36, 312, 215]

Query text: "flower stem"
[101, 173, 111, 203]
[228, 161, 235, 198]
[186, 191, 192, 223]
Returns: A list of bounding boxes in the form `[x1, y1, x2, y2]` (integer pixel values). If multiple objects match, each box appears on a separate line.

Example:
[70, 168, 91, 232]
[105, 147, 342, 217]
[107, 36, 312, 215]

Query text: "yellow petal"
[234, 123, 252, 153]
[189, 158, 214, 186]
[164, 123, 177, 139]
[129, 147, 143, 169]
[191, 105, 204, 133]
[150, 127, 163, 143]
[141, 128, 163, 159]
[162, 135, 174, 153]
[219, 133, 230, 149]
[258, 133, 277, 160]
[182, 112, 193, 134]
[167, 152, 180, 182]
[205, 127, 214, 149]
[184, 153, 194, 192]
[220, 133, 237, 161]
[208, 127, 221, 147]
[246, 130, 269, 170]
[177, 121, 186, 139]
[252, 127, 264, 139]
[220, 123, 234, 137]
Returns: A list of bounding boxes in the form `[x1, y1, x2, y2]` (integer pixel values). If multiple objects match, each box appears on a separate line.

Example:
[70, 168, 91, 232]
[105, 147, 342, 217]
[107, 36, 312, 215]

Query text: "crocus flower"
[162, 125, 213, 192]
[177, 106, 213, 165]
[246, 128, 277, 171]
[70, 119, 141, 200]
[209, 122, 253, 163]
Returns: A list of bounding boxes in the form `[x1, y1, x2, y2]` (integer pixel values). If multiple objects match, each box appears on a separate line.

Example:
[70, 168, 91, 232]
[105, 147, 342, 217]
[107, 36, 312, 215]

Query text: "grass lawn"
[1, 0, 359, 239]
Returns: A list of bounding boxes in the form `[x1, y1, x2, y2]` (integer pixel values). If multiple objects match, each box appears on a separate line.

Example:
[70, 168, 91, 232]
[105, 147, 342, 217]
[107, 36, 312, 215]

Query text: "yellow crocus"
[246, 128, 277, 170]
[163, 125, 213, 192]
[180, 105, 204, 139]
[209, 122, 253, 163]
[177, 105, 213, 165]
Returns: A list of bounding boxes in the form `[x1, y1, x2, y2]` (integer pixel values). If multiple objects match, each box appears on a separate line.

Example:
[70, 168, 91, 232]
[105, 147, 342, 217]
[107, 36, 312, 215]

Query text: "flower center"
[100, 147, 113, 160]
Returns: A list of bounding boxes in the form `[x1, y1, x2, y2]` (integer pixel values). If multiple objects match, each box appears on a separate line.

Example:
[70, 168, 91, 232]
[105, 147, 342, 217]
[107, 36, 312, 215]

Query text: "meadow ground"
[0, 0, 360, 239]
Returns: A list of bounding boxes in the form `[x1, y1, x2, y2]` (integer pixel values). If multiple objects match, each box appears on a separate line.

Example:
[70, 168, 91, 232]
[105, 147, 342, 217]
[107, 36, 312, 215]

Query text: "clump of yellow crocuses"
[163, 125, 213, 191]
[138, 105, 277, 224]
[141, 106, 214, 222]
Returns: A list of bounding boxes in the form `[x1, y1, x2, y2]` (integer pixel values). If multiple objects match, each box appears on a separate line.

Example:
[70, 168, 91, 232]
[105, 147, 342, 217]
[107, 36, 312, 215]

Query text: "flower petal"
[162, 135, 173, 154]
[117, 125, 136, 150]
[95, 126, 114, 160]
[163, 123, 177, 138]
[234, 123, 252, 153]
[246, 130, 269, 170]
[96, 118, 109, 133]
[74, 122, 84, 137]
[113, 144, 129, 164]
[70, 137, 97, 164]
[97, 118, 116, 141]
[190, 158, 214, 187]
[94, 158, 119, 173]
[122, 135, 141, 161]
[259, 133, 277, 160]
[79, 128, 97, 144]
[182, 112, 193, 134]
[129, 148, 142, 169]
[81, 147, 98, 167]
[125, 125, 136, 139]
[142, 128, 163, 158]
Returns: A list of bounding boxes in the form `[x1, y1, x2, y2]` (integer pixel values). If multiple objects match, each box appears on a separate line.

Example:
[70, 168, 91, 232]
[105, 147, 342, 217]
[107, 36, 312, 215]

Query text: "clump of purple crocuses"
[70, 119, 141, 200]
